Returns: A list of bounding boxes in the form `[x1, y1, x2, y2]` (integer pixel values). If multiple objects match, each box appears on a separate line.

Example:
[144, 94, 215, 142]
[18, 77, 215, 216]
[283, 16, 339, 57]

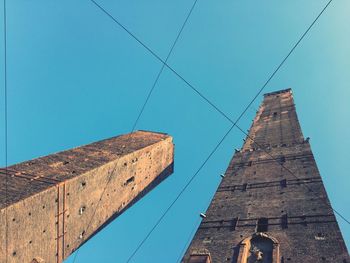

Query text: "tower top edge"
[263, 88, 292, 97]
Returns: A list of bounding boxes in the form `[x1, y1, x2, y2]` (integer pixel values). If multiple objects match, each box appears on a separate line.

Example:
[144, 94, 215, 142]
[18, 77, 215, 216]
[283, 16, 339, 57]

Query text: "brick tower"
[182, 89, 349, 263]
[0, 131, 174, 263]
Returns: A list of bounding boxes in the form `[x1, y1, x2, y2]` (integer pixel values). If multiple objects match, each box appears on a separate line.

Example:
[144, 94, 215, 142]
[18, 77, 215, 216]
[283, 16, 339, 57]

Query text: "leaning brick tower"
[0, 131, 174, 263]
[182, 89, 349, 263]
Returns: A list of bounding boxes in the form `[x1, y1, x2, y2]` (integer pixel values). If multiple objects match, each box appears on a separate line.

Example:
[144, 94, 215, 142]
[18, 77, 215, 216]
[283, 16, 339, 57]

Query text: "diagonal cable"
[90, 0, 334, 128]
[175, 216, 202, 263]
[126, 124, 235, 263]
[90, 0, 233, 124]
[71, 1, 200, 262]
[131, 0, 199, 132]
[3, 0, 9, 262]
[234, 124, 350, 225]
[124, 0, 346, 261]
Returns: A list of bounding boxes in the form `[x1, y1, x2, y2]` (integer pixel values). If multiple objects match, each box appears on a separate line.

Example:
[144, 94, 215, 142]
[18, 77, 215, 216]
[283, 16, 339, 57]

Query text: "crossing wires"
[70, 1, 199, 262]
[103, 0, 339, 261]
[2, 1, 345, 263]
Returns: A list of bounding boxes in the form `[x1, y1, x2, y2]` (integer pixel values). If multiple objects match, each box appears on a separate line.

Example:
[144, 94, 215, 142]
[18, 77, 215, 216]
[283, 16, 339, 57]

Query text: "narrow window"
[124, 176, 135, 186]
[256, 217, 268, 232]
[247, 161, 252, 167]
[280, 179, 287, 188]
[79, 206, 86, 215]
[242, 183, 247, 192]
[279, 156, 286, 164]
[301, 215, 307, 226]
[281, 214, 288, 229]
[230, 217, 238, 231]
[273, 112, 278, 120]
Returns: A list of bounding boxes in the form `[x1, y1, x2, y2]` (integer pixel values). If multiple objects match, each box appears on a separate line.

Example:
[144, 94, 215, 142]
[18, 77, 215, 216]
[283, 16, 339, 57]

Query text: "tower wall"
[0, 131, 174, 263]
[182, 89, 349, 263]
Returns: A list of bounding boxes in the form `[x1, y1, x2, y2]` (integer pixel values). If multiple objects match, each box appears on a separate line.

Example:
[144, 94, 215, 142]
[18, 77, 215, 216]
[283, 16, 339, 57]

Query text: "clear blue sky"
[1, 0, 349, 262]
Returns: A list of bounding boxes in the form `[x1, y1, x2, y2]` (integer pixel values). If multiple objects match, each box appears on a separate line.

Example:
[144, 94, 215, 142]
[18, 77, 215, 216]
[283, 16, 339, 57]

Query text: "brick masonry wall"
[0, 131, 174, 263]
[182, 89, 349, 263]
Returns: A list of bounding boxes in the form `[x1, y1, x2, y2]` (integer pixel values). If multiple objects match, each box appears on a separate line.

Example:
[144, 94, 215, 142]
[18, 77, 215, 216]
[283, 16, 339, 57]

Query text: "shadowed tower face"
[182, 89, 349, 263]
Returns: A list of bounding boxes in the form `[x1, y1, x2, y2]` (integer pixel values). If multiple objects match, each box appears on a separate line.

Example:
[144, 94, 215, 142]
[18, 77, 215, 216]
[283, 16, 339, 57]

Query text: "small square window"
[256, 217, 268, 232]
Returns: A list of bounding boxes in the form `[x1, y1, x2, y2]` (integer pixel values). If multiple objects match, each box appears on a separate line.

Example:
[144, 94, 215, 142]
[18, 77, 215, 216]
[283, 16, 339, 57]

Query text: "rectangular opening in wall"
[301, 215, 308, 226]
[280, 179, 287, 188]
[281, 214, 288, 229]
[273, 112, 278, 120]
[256, 217, 268, 232]
[279, 156, 286, 164]
[124, 176, 135, 186]
[230, 217, 238, 231]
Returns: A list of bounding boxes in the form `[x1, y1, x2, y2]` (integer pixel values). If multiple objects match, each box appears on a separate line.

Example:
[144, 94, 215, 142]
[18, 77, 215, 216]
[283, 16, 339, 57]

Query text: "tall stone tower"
[182, 89, 349, 263]
[0, 130, 174, 263]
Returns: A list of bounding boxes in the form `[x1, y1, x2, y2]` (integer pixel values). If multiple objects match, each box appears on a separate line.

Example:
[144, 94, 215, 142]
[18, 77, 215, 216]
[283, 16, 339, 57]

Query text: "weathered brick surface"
[0, 130, 174, 263]
[182, 89, 349, 263]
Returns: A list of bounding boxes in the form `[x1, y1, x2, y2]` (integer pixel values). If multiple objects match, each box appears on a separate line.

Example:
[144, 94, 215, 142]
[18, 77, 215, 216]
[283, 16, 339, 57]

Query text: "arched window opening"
[237, 233, 280, 263]
[248, 235, 273, 263]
